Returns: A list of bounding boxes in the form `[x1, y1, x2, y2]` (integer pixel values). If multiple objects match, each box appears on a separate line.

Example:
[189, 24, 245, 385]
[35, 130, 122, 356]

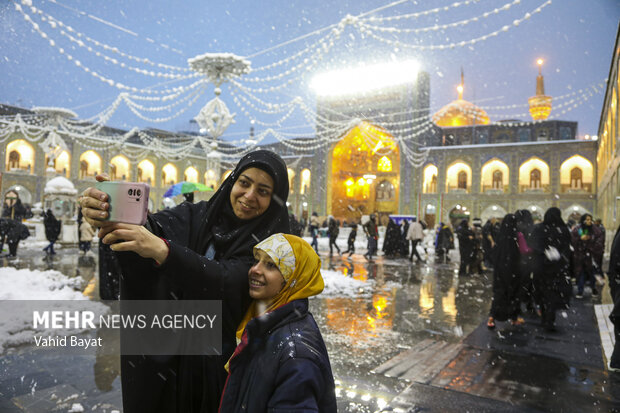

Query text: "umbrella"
[164, 181, 212, 198]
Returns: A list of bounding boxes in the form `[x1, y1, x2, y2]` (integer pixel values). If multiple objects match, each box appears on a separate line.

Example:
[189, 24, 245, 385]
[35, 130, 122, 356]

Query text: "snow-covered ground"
[0, 267, 108, 353]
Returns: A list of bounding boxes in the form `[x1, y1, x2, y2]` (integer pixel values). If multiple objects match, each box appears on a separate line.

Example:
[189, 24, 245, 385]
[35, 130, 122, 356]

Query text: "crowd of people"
[478, 208, 606, 331]
[3, 150, 619, 407]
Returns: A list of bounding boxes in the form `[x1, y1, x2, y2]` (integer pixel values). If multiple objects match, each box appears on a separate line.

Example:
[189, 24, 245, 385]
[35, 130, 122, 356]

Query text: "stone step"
[372, 338, 463, 384]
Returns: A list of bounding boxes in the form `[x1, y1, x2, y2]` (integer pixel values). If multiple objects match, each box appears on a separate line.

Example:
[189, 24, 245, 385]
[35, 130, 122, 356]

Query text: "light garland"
[358, 0, 523, 35]
[358, 0, 552, 51]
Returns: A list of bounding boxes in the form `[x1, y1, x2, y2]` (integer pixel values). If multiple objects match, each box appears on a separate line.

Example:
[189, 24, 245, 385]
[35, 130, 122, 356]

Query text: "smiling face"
[248, 249, 286, 303]
[229, 167, 275, 220]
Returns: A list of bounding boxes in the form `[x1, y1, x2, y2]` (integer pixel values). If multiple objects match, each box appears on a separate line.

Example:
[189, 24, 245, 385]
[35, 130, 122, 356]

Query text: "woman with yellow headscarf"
[219, 233, 337, 412]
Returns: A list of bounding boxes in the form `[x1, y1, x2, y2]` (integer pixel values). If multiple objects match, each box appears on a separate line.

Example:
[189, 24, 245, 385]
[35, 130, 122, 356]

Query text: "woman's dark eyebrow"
[240, 173, 273, 190]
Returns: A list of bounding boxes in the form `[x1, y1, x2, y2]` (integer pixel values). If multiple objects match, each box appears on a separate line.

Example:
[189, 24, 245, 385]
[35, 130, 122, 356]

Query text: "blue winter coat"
[220, 298, 337, 412]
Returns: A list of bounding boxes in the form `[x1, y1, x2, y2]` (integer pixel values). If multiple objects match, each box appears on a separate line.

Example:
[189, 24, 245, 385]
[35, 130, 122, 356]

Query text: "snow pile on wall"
[44, 176, 77, 195]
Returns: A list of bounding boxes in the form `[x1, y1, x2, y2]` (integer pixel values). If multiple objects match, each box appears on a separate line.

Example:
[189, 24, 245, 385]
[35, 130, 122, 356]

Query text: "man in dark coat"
[608, 225, 620, 370]
[43, 209, 61, 255]
[80, 150, 291, 413]
[571, 213, 604, 298]
[327, 215, 340, 255]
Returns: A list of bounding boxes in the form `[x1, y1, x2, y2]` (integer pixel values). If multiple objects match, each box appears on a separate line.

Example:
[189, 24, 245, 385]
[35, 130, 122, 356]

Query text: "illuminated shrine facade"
[329, 122, 400, 222]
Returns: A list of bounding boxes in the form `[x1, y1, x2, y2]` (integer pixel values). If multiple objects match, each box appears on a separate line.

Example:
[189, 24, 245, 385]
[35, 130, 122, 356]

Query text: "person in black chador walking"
[327, 215, 340, 256]
[42, 209, 61, 255]
[382, 218, 401, 258]
[482, 217, 498, 269]
[456, 219, 474, 276]
[1, 190, 29, 258]
[571, 213, 604, 298]
[487, 214, 524, 329]
[363, 214, 378, 260]
[531, 207, 572, 331]
[515, 209, 536, 313]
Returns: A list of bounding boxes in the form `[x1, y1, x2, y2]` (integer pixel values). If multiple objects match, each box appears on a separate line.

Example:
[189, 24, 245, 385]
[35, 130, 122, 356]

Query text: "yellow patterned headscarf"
[235, 233, 324, 340]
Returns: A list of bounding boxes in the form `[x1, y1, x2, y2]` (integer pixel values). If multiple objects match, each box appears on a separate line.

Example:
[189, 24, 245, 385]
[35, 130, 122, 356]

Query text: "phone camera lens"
[127, 189, 132, 195]
[137, 189, 142, 197]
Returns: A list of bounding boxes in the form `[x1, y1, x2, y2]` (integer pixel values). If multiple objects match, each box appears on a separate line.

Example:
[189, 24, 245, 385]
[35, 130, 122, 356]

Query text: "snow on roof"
[44, 176, 78, 195]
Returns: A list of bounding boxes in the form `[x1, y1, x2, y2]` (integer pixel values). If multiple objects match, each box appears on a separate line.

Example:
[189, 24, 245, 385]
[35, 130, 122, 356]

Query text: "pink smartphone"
[95, 181, 150, 225]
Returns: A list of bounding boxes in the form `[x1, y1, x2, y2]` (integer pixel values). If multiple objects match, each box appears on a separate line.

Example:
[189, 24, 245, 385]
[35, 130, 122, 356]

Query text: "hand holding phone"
[95, 181, 150, 225]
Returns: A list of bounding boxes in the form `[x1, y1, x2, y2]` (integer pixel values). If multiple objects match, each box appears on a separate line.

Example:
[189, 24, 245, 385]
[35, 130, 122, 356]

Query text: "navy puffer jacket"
[220, 298, 337, 413]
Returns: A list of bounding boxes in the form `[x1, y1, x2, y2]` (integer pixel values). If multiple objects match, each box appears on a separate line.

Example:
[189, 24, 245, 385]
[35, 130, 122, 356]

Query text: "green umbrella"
[164, 181, 212, 197]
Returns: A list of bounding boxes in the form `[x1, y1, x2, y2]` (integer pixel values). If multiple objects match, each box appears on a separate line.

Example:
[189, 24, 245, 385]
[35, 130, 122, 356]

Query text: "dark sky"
[1, 0, 618, 141]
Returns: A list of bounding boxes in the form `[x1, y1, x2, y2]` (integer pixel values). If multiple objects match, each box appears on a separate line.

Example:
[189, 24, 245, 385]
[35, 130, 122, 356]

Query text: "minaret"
[528, 58, 552, 120]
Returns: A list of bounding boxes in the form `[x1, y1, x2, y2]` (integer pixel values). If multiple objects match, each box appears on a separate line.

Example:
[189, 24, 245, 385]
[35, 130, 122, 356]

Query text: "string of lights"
[358, 0, 552, 51]
[358, 0, 523, 34]
[23, 3, 192, 79]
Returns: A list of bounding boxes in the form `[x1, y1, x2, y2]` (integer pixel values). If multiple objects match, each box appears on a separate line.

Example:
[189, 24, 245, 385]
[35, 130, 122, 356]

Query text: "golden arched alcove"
[328, 121, 400, 221]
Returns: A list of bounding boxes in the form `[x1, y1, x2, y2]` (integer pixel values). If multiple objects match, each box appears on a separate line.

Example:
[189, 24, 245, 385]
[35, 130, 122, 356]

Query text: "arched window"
[137, 160, 155, 185]
[560, 155, 592, 192]
[423, 164, 438, 194]
[492, 170, 503, 189]
[162, 163, 178, 186]
[110, 155, 130, 181]
[376, 180, 395, 201]
[287, 168, 295, 194]
[184, 167, 198, 183]
[79, 150, 102, 179]
[530, 168, 541, 189]
[6, 140, 35, 173]
[457, 171, 467, 189]
[300, 169, 311, 195]
[79, 160, 88, 179]
[204, 169, 217, 189]
[377, 156, 392, 172]
[446, 161, 471, 193]
[8, 151, 20, 170]
[570, 167, 583, 189]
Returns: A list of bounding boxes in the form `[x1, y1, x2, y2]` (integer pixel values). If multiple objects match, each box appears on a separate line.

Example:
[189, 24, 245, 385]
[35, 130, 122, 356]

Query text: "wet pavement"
[1, 244, 620, 412]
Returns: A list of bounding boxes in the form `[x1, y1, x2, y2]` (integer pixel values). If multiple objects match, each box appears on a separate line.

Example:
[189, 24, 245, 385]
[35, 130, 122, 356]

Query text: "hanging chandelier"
[188, 53, 251, 140]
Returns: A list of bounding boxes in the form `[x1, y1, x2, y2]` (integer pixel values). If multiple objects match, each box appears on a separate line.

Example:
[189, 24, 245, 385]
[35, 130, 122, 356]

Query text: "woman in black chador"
[1, 190, 29, 257]
[382, 218, 401, 257]
[80, 150, 290, 413]
[515, 209, 536, 312]
[531, 207, 572, 331]
[42, 209, 61, 255]
[487, 214, 523, 329]
[456, 219, 475, 276]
